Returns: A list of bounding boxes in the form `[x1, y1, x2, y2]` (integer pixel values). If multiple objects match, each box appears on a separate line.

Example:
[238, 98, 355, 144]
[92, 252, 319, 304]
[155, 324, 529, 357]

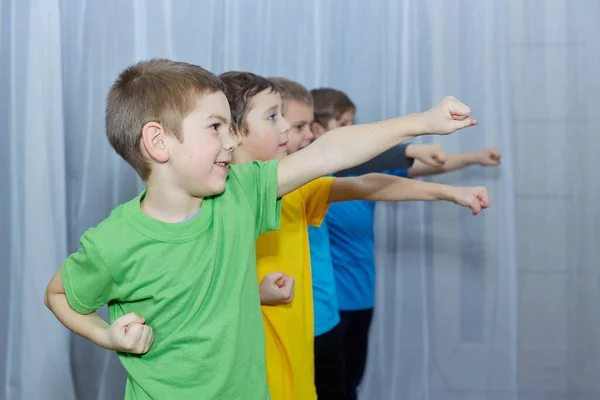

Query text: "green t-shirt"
[62, 160, 281, 399]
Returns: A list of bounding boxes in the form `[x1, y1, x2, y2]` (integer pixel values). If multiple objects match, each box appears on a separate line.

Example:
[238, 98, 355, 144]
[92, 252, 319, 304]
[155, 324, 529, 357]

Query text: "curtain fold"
[2, 1, 598, 399]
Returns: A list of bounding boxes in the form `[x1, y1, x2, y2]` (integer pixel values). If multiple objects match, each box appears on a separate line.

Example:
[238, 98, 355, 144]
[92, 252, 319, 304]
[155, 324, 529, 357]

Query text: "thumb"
[446, 98, 471, 116]
[432, 149, 447, 165]
[266, 271, 285, 283]
[277, 275, 290, 286]
[477, 187, 490, 208]
[471, 196, 482, 216]
[114, 312, 145, 327]
[453, 117, 477, 131]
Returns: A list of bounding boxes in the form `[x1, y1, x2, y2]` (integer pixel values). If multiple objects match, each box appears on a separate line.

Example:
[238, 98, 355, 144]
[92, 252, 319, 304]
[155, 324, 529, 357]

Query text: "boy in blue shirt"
[310, 87, 502, 400]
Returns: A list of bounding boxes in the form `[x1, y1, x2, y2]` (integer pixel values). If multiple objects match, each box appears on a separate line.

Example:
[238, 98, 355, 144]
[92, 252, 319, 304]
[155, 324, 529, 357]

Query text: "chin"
[205, 176, 227, 196]
[277, 148, 288, 159]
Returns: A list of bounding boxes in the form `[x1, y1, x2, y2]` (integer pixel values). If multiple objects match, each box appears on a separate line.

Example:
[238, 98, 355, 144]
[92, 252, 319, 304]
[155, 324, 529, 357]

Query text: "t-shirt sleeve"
[231, 160, 282, 237]
[299, 177, 334, 227]
[387, 168, 409, 178]
[61, 229, 116, 314]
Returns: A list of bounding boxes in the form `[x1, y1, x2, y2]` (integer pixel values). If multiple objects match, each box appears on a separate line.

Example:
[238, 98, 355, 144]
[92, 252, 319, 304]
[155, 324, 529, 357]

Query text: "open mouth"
[214, 161, 230, 173]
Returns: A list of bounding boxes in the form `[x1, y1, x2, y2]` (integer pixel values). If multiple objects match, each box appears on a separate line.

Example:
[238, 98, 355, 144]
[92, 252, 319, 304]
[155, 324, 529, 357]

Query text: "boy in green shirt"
[44, 58, 477, 399]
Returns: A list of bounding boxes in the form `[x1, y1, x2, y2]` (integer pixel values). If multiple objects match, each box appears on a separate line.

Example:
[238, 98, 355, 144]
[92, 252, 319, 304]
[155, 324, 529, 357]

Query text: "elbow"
[44, 288, 52, 310]
[44, 283, 58, 311]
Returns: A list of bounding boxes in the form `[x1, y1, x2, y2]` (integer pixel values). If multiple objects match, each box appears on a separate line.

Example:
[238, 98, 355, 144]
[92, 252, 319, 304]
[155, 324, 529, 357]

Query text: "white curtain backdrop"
[2, 1, 599, 399]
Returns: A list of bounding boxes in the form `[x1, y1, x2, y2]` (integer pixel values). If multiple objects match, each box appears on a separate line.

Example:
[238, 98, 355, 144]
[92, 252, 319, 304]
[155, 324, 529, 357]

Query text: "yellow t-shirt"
[256, 177, 334, 400]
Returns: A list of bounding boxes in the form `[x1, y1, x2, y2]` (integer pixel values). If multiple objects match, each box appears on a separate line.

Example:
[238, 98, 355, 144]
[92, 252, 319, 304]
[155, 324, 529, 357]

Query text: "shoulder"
[298, 177, 334, 198]
[76, 200, 140, 262]
[228, 160, 279, 185]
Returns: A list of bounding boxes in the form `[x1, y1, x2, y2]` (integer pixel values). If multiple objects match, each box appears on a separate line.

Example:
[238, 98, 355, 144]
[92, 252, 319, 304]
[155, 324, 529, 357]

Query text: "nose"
[303, 125, 314, 141]
[280, 116, 291, 133]
[222, 129, 238, 152]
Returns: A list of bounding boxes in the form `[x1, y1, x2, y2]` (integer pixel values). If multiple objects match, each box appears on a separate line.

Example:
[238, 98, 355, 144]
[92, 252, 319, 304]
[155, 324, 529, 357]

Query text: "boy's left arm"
[408, 147, 501, 178]
[328, 174, 490, 216]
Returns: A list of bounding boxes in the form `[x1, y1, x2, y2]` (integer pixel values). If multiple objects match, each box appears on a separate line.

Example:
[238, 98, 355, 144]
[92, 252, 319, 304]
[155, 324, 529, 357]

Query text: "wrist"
[90, 324, 113, 350]
[410, 112, 431, 136]
[392, 113, 429, 140]
[436, 184, 456, 202]
[468, 152, 483, 165]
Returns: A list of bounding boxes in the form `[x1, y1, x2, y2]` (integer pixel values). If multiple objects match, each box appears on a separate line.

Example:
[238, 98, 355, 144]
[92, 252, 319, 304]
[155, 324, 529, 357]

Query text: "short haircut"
[310, 88, 356, 127]
[219, 71, 280, 135]
[268, 77, 313, 107]
[106, 58, 224, 180]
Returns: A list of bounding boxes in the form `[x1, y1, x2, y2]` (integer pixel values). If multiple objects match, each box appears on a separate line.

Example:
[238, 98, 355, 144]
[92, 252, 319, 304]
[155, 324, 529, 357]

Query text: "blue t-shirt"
[308, 220, 340, 336]
[328, 169, 408, 311]
[311, 145, 414, 336]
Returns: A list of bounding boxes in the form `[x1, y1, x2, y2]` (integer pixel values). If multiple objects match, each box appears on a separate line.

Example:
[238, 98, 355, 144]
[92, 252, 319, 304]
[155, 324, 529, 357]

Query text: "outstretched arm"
[408, 148, 501, 178]
[335, 143, 449, 177]
[276, 97, 477, 197]
[328, 174, 489, 216]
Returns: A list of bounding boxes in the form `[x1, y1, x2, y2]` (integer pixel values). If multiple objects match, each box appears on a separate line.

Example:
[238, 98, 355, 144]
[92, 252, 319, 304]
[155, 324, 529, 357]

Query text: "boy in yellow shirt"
[220, 71, 489, 400]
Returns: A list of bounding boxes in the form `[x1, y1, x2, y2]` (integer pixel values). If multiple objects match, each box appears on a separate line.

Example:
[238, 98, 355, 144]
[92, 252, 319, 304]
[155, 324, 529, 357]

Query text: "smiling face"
[162, 91, 237, 196]
[232, 89, 291, 162]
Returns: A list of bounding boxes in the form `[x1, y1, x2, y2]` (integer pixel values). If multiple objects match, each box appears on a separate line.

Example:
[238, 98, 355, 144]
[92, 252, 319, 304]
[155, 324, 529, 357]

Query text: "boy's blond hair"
[268, 77, 313, 107]
[106, 58, 224, 179]
[310, 88, 356, 127]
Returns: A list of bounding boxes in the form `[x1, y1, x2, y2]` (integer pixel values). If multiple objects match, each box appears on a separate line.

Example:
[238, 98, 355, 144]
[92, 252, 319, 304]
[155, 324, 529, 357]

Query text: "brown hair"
[268, 77, 313, 107]
[219, 71, 279, 135]
[310, 88, 356, 127]
[106, 58, 224, 180]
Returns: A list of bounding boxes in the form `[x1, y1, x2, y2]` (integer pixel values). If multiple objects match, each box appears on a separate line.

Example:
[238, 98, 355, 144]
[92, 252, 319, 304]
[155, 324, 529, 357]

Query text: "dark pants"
[339, 309, 374, 400]
[314, 322, 347, 399]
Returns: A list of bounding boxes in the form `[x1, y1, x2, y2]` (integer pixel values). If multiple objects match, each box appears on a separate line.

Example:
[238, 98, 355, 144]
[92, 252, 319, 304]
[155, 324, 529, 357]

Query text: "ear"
[310, 122, 327, 139]
[141, 121, 170, 164]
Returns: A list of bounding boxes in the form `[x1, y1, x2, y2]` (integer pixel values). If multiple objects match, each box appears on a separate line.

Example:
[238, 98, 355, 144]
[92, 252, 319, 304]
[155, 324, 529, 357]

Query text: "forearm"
[408, 152, 479, 177]
[45, 292, 112, 348]
[278, 113, 428, 197]
[329, 174, 456, 203]
[334, 144, 413, 177]
[44, 268, 113, 349]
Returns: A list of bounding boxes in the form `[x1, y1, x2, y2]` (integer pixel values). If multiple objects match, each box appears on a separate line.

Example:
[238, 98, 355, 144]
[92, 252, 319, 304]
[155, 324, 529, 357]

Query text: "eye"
[268, 114, 276, 121]
[296, 124, 306, 131]
[210, 123, 220, 131]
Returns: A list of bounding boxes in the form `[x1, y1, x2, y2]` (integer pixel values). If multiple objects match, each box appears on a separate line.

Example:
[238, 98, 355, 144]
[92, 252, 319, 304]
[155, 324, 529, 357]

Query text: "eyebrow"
[264, 105, 278, 116]
[207, 114, 230, 124]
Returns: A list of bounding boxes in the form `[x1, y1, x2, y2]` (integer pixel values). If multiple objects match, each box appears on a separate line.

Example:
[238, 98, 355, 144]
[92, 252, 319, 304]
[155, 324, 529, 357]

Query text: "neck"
[141, 179, 203, 223]
[232, 148, 257, 164]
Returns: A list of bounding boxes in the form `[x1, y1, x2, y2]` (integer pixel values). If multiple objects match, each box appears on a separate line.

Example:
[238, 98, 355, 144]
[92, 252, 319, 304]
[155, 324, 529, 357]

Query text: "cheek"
[269, 129, 282, 146]
[302, 127, 312, 140]
[289, 130, 300, 142]
[191, 137, 221, 164]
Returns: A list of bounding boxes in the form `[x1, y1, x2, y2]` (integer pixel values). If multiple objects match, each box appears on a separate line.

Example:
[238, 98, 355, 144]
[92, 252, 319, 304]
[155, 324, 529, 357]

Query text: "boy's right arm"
[276, 96, 477, 197]
[336, 143, 448, 177]
[44, 267, 154, 354]
[408, 148, 501, 177]
[334, 144, 414, 177]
